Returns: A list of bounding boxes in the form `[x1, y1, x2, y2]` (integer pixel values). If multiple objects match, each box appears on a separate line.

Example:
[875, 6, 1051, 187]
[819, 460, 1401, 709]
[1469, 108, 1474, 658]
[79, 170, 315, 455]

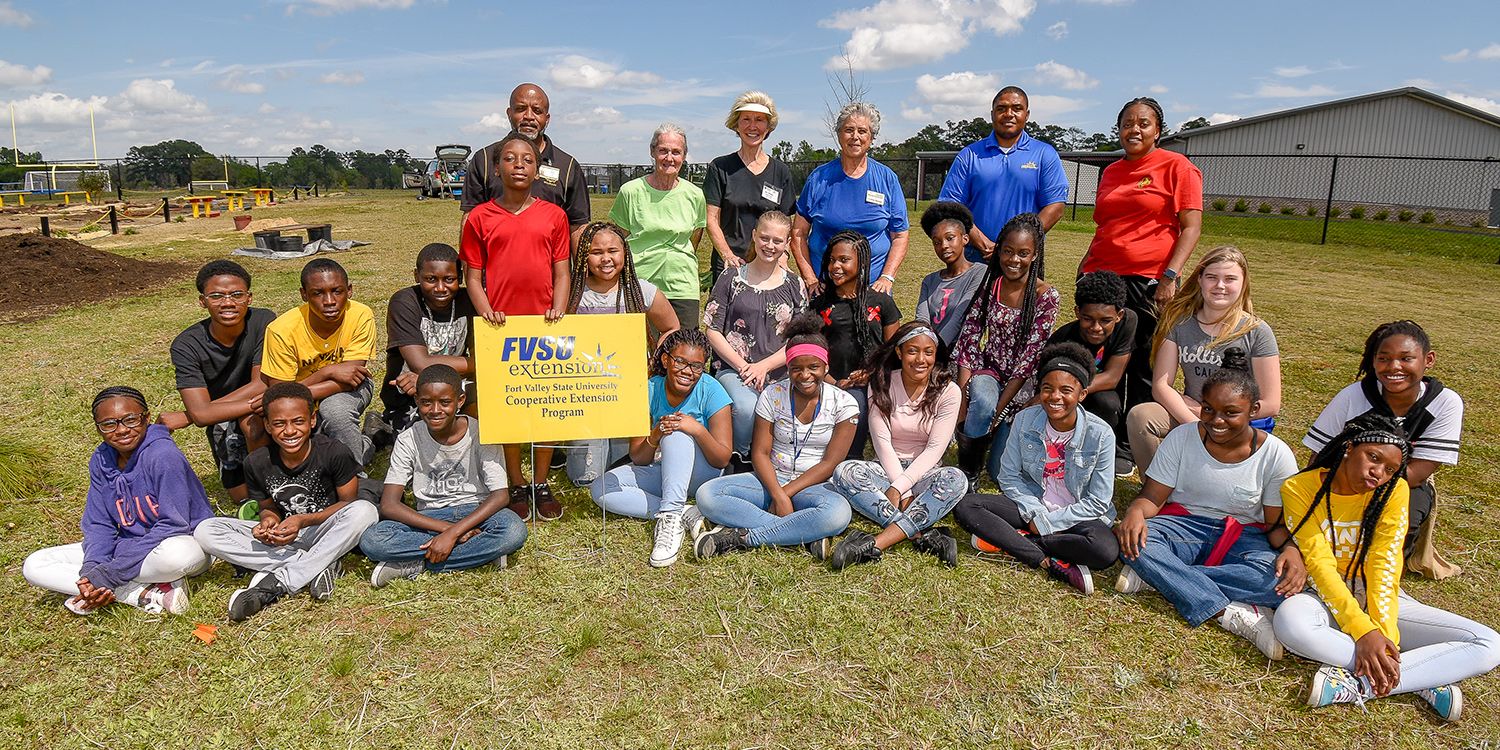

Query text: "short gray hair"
[833, 102, 881, 137]
[649, 123, 688, 155]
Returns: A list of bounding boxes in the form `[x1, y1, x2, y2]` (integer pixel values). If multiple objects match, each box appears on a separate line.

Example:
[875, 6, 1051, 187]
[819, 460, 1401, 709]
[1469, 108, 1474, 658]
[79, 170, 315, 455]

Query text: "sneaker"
[650, 511, 685, 567]
[507, 485, 532, 521]
[1114, 450, 1136, 478]
[694, 527, 749, 559]
[1114, 566, 1155, 594]
[370, 559, 423, 589]
[228, 574, 285, 623]
[549, 450, 568, 470]
[362, 411, 396, 451]
[911, 527, 959, 568]
[682, 505, 708, 543]
[308, 559, 342, 601]
[1305, 665, 1374, 709]
[64, 596, 97, 616]
[726, 452, 753, 475]
[1044, 558, 1095, 595]
[137, 580, 190, 614]
[1218, 601, 1284, 660]
[533, 482, 563, 521]
[970, 534, 1002, 554]
[831, 531, 882, 571]
[1417, 684, 1463, 722]
[802, 536, 832, 561]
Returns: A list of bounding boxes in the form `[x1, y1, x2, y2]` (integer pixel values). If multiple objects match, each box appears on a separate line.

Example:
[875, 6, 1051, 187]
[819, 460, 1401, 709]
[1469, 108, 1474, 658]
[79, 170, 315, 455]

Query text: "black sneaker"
[534, 482, 563, 521]
[911, 527, 959, 568]
[308, 559, 342, 601]
[362, 412, 396, 451]
[1045, 558, 1095, 595]
[507, 485, 532, 521]
[228, 574, 285, 623]
[693, 527, 750, 559]
[726, 452, 753, 475]
[802, 537, 832, 561]
[1114, 448, 1136, 477]
[830, 531, 882, 571]
[549, 451, 568, 470]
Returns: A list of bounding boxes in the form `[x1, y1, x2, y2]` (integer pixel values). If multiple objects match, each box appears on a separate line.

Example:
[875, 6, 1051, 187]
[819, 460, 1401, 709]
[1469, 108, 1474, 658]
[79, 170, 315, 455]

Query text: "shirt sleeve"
[890, 382, 960, 495]
[775, 162, 797, 215]
[608, 187, 632, 231]
[244, 451, 270, 502]
[699, 376, 734, 422]
[753, 382, 779, 423]
[551, 209, 571, 263]
[1107, 309, 1138, 358]
[1412, 391, 1463, 465]
[703, 271, 735, 333]
[459, 211, 487, 270]
[1260, 439, 1298, 508]
[477, 442, 509, 492]
[564, 160, 591, 227]
[1039, 147, 1071, 207]
[1362, 480, 1409, 645]
[953, 284, 990, 372]
[324, 442, 362, 490]
[703, 161, 726, 207]
[344, 304, 377, 362]
[879, 293, 901, 326]
[169, 331, 206, 390]
[883, 169, 909, 233]
[691, 187, 707, 230]
[1170, 156, 1205, 212]
[1248, 321, 1280, 357]
[936, 149, 970, 205]
[248, 310, 271, 365]
[382, 429, 416, 488]
[794, 171, 817, 221]
[997, 419, 1046, 520]
[1303, 387, 1356, 454]
[1145, 426, 1186, 488]
[259, 322, 301, 382]
[385, 290, 424, 350]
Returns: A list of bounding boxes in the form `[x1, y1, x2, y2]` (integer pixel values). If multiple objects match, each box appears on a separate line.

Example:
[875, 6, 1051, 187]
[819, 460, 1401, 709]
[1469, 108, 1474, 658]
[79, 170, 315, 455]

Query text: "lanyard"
[788, 383, 823, 466]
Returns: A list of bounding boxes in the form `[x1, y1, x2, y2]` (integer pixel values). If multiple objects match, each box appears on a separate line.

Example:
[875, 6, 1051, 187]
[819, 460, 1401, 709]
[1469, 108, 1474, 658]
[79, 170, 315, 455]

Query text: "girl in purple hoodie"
[22, 386, 214, 615]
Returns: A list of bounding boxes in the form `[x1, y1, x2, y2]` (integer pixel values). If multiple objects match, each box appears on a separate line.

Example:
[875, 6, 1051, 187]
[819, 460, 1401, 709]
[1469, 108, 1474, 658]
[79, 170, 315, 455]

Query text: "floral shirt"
[702, 267, 806, 376]
[954, 281, 1059, 417]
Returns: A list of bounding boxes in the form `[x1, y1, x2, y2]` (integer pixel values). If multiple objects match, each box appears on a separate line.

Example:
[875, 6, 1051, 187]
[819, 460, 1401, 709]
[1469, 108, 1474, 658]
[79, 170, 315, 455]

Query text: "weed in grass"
[174, 215, 185, 223]
[123, 227, 138, 235]
[0, 436, 49, 500]
[1328, 206, 1343, 218]
[563, 622, 603, 657]
[329, 649, 357, 677]
[80, 223, 100, 233]
[1305, 205, 1318, 216]
[1111, 663, 1143, 691]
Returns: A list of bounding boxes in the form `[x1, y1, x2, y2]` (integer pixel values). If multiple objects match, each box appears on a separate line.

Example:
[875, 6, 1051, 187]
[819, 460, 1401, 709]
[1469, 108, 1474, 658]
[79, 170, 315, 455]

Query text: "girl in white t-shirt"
[692, 314, 857, 560]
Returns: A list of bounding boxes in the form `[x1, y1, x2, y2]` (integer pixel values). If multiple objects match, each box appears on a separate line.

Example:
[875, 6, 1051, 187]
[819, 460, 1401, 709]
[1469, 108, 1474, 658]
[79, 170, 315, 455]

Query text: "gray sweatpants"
[317, 378, 375, 467]
[194, 501, 378, 592]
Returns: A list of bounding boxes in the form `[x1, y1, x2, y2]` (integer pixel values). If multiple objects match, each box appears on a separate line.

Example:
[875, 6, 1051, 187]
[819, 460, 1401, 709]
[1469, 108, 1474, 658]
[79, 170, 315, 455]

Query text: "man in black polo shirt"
[461, 82, 590, 245]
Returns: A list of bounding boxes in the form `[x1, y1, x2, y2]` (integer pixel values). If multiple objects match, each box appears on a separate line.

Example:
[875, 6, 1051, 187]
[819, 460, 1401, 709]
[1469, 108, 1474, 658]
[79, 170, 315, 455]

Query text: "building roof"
[1161, 87, 1500, 145]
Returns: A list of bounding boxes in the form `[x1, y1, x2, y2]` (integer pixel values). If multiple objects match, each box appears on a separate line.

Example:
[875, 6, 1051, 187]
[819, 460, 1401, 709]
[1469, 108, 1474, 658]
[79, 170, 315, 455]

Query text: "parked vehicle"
[420, 144, 471, 199]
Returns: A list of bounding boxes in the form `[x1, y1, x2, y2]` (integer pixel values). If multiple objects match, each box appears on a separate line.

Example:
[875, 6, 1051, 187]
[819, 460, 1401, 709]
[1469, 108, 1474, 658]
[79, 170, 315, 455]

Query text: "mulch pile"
[0, 233, 192, 322]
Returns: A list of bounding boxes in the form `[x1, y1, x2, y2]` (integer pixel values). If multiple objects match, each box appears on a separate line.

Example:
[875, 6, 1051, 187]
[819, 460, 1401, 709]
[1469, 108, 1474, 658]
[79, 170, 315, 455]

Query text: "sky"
[2, 0, 1499, 164]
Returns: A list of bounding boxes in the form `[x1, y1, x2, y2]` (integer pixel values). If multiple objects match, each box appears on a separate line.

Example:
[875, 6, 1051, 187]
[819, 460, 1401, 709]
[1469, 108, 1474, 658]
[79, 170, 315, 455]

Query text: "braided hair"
[866, 322, 954, 428]
[969, 212, 1046, 362]
[1290, 412, 1411, 588]
[568, 221, 647, 315]
[1116, 97, 1166, 135]
[91, 385, 147, 415]
[1356, 320, 1431, 383]
[649, 328, 712, 378]
[811, 230, 881, 358]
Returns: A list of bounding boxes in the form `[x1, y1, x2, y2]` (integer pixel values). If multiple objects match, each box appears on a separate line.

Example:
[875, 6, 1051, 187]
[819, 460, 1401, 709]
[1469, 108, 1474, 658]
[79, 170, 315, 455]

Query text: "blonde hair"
[746, 210, 793, 263]
[1151, 245, 1261, 359]
[724, 91, 779, 131]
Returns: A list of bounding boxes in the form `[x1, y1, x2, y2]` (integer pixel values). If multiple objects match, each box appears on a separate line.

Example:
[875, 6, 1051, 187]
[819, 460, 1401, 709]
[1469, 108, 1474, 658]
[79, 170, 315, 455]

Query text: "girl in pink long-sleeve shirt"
[830, 322, 967, 570]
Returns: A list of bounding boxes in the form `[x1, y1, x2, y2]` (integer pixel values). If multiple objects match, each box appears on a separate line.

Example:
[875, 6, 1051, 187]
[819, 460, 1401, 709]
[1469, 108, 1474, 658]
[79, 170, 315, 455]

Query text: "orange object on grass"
[193, 623, 218, 645]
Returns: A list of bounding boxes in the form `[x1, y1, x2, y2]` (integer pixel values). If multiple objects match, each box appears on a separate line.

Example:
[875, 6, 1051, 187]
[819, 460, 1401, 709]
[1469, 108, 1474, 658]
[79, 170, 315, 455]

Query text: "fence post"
[256, 157, 263, 188]
[314, 184, 320, 197]
[162, 197, 171, 223]
[114, 161, 124, 202]
[1319, 155, 1339, 245]
[109, 205, 118, 235]
[40, 216, 50, 237]
[1070, 159, 1082, 221]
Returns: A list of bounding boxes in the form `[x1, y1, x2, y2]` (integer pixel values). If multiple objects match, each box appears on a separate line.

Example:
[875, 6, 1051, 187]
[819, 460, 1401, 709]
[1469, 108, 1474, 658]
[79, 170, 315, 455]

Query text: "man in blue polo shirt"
[938, 86, 1070, 261]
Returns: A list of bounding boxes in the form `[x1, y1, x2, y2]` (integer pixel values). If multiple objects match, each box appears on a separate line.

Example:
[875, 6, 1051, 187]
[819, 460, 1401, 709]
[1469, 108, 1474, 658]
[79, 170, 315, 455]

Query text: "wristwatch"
[1160, 268, 1180, 283]
[879, 274, 896, 284]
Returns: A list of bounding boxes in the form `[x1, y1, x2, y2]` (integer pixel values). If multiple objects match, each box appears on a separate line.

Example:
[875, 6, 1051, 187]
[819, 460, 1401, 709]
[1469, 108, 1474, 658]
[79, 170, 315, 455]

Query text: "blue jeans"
[960, 374, 1011, 485]
[832, 460, 967, 539]
[1122, 514, 1286, 627]
[359, 503, 527, 572]
[694, 473, 851, 546]
[716, 371, 760, 456]
[590, 431, 723, 519]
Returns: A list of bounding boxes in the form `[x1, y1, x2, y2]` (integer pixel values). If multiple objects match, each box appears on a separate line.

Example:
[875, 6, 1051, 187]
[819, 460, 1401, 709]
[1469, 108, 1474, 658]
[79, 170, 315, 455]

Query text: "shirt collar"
[987, 130, 1033, 154]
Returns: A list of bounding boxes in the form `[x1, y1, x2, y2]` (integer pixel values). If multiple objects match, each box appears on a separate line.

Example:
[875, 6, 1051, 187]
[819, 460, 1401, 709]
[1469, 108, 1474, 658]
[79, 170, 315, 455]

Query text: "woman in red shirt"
[1079, 97, 1203, 432]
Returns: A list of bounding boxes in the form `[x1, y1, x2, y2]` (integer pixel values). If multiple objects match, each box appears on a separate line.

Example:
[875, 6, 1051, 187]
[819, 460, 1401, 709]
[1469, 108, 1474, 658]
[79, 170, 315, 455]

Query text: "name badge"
[865, 190, 885, 206]
[538, 165, 561, 185]
[761, 184, 781, 204]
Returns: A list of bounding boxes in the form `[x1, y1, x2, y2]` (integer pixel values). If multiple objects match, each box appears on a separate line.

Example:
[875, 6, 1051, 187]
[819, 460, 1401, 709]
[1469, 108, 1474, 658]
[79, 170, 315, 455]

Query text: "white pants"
[1274, 590, 1500, 694]
[22, 536, 210, 607]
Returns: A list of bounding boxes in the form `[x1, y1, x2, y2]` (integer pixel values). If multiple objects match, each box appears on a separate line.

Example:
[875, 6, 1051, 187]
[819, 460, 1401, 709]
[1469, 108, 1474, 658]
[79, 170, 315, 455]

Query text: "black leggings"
[954, 493, 1120, 569]
[1405, 480, 1436, 559]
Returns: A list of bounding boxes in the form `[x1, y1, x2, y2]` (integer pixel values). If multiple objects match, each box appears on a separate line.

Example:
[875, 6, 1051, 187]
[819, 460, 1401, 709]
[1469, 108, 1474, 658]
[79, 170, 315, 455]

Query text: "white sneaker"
[137, 580, 190, 615]
[64, 596, 96, 616]
[650, 511, 685, 568]
[682, 505, 708, 543]
[1217, 601, 1284, 660]
[370, 559, 423, 589]
[1114, 566, 1155, 594]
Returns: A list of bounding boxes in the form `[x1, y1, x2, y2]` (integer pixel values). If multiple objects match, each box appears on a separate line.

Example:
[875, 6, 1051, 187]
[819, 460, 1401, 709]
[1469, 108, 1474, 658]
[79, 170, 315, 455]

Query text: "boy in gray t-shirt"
[359, 365, 527, 587]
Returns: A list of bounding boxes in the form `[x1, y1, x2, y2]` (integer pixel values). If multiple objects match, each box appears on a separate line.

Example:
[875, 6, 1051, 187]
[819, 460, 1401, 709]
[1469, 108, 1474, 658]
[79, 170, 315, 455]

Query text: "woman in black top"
[703, 91, 797, 280]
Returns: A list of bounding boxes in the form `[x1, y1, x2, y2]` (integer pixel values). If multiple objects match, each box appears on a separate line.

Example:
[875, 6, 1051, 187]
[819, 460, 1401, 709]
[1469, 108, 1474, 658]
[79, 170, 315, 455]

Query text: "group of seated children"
[20, 184, 1500, 719]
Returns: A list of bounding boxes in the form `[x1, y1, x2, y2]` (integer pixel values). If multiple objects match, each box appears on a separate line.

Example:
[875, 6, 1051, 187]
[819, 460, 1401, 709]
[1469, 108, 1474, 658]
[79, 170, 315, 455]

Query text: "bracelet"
[879, 274, 896, 283]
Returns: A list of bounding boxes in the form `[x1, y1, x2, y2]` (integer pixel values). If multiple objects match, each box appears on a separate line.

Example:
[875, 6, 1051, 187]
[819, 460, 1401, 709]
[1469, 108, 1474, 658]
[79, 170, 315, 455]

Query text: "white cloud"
[1025, 94, 1089, 119]
[0, 60, 52, 87]
[0, 1, 32, 27]
[288, 0, 415, 15]
[1443, 91, 1500, 116]
[318, 71, 365, 85]
[820, 0, 1037, 71]
[1046, 21, 1067, 40]
[563, 106, 625, 126]
[1443, 43, 1500, 62]
[1243, 83, 1336, 99]
[1273, 65, 1312, 78]
[117, 79, 206, 114]
[1076, 0, 1130, 4]
[462, 112, 509, 134]
[220, 71, 265, 95]
[1442, 49, 1469, 62]
[547, 55, 661, 89]
[258, 102, 277, 114]
[1148, 84, 1169, 94]
[1032, 60, 1097, 90]
[1207, 112, 1241, 125]
[191, 60, 215, 74]
[1, 92, 106, 125]
[903, 71, 1086, 122]
[1479, 43, 1500, 60]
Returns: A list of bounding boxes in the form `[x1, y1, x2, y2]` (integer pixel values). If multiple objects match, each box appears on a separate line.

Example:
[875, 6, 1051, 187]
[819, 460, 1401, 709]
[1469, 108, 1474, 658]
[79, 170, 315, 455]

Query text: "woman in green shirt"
[610, 123, 708, 331]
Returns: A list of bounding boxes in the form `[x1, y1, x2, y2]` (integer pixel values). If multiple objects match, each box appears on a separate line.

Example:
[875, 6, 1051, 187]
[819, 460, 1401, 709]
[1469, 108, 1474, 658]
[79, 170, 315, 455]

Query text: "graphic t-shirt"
[1046, 308, 1139, 383]
[609, 177, 707, 300]
[461, 198, 571, 315]
[1166, 317, 1278, 401]
[260, 301, 378, 382]
[915, 264, 986, 351]
[171, 307, 276, 400]
[795, 158, 909, 279]
[702, 267, 807, 376]
[754, 380, 861, 483]
[810, 291, 901, 380]
[1145, 423, 1298, 524]
[648, 374, 733, 425]
[1085, 147, 1204, 278]
[383, 416, 506, 510]
[381, 285, 475, 424]
[244, 435, 361, 516]
[1040, 423, 1076, 512]
[1303, 381, 1464, 466]
[703, 153, 797, 258]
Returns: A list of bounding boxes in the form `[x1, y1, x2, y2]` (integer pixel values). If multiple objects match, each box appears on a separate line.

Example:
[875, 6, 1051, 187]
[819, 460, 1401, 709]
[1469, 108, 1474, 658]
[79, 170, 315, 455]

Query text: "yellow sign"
[472, 314, 650, 444]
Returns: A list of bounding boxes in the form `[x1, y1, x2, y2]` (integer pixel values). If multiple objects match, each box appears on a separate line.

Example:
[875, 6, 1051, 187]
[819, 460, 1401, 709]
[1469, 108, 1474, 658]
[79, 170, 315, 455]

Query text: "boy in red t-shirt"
[460, 133, 571, 521]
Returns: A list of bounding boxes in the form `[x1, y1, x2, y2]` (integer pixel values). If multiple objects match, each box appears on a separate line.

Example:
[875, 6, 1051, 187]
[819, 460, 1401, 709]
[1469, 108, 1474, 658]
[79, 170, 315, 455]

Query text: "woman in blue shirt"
[792, 101, 910, 297]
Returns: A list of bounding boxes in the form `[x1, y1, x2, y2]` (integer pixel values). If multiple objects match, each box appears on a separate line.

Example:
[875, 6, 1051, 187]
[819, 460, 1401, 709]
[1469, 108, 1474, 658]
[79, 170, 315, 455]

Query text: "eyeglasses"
[96, 412, 147, 433]
[203, 291, 250, 302]
[669, 355, 706, 374]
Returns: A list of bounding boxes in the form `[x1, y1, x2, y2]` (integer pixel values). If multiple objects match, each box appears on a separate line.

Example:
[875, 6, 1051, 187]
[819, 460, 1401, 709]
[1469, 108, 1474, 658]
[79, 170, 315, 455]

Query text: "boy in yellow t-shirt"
[261, 258, 379, 467]
[1274, 413, 1499, 723]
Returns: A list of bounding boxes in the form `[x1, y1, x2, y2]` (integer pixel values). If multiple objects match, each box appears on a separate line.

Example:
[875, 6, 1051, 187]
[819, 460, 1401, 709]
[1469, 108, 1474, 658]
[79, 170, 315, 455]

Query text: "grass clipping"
[0, 435, 50, 500]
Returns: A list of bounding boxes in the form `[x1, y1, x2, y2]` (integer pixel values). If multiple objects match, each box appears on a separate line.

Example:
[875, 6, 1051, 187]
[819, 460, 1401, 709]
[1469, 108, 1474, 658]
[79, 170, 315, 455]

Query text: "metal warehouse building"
[1160, 87, 1500, 218]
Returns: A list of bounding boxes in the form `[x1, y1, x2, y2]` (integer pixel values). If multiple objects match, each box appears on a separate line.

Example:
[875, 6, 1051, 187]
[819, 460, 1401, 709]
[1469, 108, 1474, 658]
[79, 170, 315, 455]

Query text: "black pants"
[1083, 387, 1125, 443]
[954, 493, 1120, 569]
[845, 385, 870, 460]
[667, 297, 700, 332]
[1118, 274, 1159, 412]
[1405, 480, 1436, 559]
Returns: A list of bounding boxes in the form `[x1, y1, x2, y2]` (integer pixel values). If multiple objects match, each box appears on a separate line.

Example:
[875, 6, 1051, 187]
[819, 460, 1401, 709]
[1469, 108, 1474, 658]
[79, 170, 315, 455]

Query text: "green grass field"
[2, 191, 1498, 749]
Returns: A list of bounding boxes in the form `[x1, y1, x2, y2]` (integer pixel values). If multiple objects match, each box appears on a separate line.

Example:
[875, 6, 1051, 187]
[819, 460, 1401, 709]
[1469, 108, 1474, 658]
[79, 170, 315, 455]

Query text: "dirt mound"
[0, 233, 192, 322]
